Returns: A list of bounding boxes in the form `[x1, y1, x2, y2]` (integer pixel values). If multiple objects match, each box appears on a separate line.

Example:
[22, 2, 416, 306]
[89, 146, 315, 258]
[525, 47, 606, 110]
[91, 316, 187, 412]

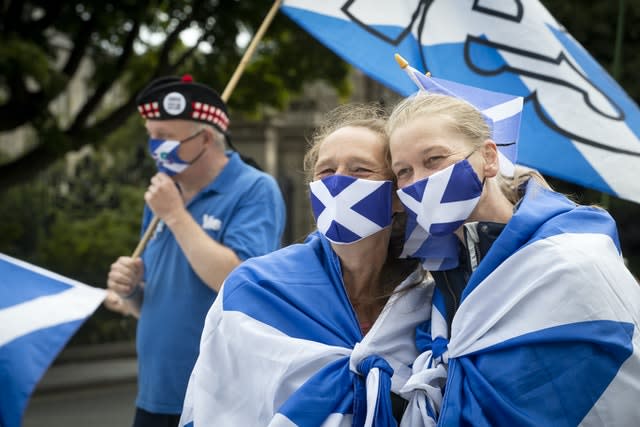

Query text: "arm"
[144, 172, 285, 292]
[162, 208, 240, 292]
[144, 172, 240, 292]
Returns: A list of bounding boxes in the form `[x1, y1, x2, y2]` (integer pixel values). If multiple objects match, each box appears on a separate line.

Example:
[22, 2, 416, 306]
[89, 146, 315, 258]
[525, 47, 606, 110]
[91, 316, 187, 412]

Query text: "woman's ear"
[481, 139, 499, 178]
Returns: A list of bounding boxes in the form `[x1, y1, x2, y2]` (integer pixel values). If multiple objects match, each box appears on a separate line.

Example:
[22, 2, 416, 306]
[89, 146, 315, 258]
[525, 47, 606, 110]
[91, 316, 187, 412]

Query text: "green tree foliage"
[0, 115, 151, 343]
[0, 0, 351, 189]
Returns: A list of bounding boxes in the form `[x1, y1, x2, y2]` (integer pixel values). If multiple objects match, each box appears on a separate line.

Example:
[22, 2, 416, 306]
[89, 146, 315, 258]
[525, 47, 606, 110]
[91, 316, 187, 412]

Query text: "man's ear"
[201, 128, 213, 146]
[481, 139, 499, 178]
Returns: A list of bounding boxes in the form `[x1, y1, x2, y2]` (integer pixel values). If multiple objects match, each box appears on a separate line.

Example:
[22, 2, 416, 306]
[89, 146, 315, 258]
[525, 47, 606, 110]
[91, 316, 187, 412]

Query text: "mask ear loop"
[180, 129, 207, 165]
[463, 147, 486, 187]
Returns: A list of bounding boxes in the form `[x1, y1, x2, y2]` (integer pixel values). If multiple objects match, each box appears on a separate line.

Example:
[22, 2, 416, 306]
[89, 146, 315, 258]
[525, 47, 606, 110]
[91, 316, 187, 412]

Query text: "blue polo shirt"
[136, 152, 286, 414]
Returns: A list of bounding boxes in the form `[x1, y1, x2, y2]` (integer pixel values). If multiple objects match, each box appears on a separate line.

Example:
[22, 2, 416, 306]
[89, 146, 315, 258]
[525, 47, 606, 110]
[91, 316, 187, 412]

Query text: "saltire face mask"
[309, 175, 393, 245]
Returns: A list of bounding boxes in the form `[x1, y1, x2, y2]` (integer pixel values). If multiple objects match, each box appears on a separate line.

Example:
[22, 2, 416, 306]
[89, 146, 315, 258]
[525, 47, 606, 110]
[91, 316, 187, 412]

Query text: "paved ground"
[23, 382, 137, 427]
[22, 343, 139, 427]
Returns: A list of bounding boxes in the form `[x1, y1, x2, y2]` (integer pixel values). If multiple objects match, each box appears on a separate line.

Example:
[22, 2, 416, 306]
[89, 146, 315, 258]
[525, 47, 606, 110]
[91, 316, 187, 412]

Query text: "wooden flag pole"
[131, 0, 283, 258]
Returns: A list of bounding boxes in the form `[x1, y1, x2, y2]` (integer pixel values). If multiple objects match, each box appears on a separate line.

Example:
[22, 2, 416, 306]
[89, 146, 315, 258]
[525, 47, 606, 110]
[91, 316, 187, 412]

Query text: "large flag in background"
[0, 253, 106, 427]
[281, 0, 640, 203]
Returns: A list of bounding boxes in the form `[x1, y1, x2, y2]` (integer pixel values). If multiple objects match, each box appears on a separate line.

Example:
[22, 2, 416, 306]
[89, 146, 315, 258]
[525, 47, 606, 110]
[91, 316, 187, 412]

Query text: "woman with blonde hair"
[387, 90, 640, 426]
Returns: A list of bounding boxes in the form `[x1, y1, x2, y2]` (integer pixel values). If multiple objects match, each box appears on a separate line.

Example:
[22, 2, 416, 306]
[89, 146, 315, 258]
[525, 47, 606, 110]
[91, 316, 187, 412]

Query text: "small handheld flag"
[0, 254, 106, 427]
[394, 54, 524, 176]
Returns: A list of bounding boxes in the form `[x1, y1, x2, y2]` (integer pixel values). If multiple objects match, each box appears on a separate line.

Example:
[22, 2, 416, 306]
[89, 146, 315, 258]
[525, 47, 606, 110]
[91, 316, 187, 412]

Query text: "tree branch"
[85, 90, 141, 139]
[62, 14, 96, 77]
[0, 75, 48, 131]
[154, 0, 206, 76]
[68, 18, 141, 135]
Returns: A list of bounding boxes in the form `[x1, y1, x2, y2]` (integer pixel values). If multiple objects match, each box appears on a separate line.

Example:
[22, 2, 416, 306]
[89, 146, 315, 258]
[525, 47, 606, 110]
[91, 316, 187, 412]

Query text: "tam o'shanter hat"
[136, 74, 230, 135]
[394, 54, 523, 176]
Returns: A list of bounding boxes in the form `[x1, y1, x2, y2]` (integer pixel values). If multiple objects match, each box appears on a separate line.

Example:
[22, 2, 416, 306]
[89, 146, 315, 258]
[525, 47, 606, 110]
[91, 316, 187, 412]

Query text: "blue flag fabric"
[398, 182, 640, 426]
[281, 0, 640, 203]
[0, 254, 106, 427]
[180, 232, 432, 426]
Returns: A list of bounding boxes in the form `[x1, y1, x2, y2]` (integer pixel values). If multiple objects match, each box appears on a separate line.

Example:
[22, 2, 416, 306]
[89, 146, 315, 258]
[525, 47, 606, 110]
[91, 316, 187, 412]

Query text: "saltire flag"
[0, 253, 106, 427]
[398, 181, 640, 425]
[180, 232, 432, 426]
[281, 0, 640, 203]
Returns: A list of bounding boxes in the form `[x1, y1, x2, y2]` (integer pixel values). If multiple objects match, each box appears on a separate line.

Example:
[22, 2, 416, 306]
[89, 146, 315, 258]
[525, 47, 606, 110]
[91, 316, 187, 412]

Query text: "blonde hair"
[303, 103, 389, 184]
[387, 92, 551, 204]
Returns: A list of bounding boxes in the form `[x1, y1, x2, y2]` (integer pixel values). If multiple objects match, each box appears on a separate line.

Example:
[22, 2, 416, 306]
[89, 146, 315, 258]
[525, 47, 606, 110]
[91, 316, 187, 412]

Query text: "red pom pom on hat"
[181, 74, 193, 83]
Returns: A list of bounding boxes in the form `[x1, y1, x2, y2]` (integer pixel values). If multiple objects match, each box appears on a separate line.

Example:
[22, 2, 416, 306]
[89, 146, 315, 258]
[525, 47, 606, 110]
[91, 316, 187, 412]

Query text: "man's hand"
[145, 172, 185, 223]
[107, 256, 143, 298]
[104, 289, 130, 315]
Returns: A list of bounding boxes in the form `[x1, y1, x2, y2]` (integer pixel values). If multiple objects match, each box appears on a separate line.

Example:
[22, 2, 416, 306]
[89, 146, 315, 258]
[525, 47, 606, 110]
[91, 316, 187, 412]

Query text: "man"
[105, 75, 286, 427]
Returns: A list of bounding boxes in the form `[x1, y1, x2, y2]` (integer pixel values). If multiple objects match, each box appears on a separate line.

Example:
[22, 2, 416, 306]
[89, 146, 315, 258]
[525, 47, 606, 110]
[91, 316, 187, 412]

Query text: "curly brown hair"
[303, 103, 389, 184]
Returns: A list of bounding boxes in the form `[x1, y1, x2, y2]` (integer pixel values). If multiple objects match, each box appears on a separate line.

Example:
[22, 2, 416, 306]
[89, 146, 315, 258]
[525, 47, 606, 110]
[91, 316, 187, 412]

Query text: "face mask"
[400, 217, 460, 270]
[309, 175, 393, 244]
[148, 130, 204, 176]
[397, 158, 482, 237]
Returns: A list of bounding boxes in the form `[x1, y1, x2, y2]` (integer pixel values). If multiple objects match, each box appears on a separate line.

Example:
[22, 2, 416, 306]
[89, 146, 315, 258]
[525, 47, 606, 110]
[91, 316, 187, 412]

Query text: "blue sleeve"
[222, 175, 286, 261]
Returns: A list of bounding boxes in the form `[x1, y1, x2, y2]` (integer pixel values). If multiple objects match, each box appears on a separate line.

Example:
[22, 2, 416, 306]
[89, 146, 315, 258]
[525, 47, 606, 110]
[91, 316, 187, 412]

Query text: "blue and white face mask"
[309, 175, 393, 245]
[397, 159, 482, 270]
[397, 158, 483, 237]
[148, 130, 204, 176]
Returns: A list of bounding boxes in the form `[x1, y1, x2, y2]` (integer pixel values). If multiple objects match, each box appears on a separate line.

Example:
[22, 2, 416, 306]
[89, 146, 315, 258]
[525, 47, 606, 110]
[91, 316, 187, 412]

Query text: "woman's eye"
[425, 156, 445, 168]
[353, 167, 371, 174]
[316, 168, 334, 178]
[395, 168, 409, 177]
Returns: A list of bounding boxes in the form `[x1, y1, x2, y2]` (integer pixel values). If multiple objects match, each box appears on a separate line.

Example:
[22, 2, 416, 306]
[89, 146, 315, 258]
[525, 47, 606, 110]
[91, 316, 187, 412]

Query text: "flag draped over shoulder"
[398, 182, 640, 426]
[180, 232, 432, 426]
[0, 254, 106, 427]
[281, 0, 640, 203]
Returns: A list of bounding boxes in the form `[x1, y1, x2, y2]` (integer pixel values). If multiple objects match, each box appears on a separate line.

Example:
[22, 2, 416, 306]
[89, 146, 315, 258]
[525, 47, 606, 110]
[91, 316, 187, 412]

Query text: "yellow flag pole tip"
[425, 71, 432, 77]
[394, 53, 409, 69]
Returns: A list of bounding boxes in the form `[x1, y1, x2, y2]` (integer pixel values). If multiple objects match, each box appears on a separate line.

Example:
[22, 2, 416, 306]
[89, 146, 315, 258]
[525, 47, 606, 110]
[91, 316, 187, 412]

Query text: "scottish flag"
[0, 254, 106, 427]
[281, 0, 640, 203]
[180, 232, 432, 426]
[397, 55, 523, 176]
[309, 175, 393, 244]
[399, 181, 640, 426]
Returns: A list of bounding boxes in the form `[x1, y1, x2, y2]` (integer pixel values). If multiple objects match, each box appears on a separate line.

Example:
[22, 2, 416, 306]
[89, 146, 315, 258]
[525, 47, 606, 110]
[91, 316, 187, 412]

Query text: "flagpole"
[599, 0, 626, 210]
[131, 0, 284, 258]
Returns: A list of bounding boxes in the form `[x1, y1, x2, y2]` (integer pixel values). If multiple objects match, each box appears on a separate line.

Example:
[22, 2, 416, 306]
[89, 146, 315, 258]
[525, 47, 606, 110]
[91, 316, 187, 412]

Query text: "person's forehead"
[390, 115, 468, 151]
[145, 119, 196, 135]
[318, 126, 386, 159]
